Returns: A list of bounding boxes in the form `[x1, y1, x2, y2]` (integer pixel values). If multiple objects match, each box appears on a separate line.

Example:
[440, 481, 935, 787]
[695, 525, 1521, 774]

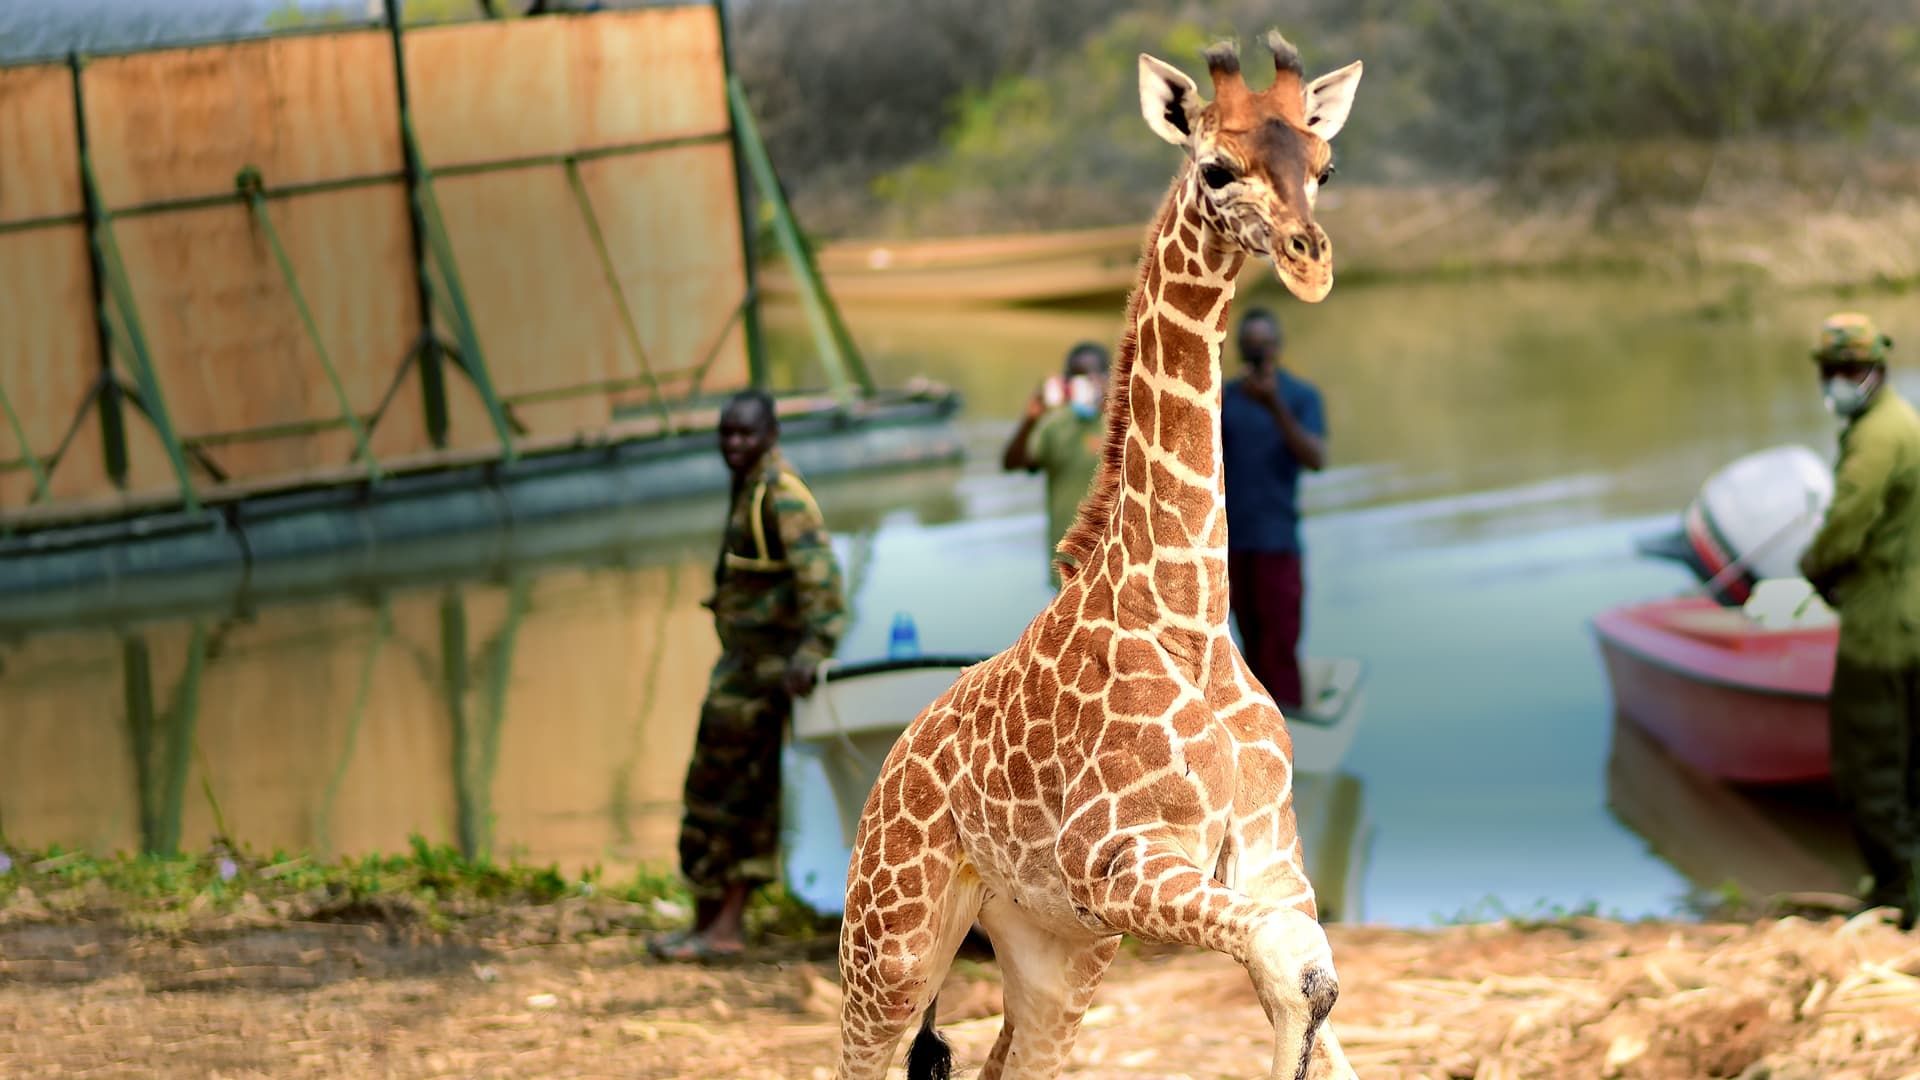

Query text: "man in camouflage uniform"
[1798, 312, 1920, 930]
[651, 388, 848, 960]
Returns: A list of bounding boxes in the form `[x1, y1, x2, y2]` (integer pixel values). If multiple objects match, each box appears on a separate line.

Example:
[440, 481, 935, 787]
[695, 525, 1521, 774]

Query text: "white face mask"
[1824, 373, 1878, 417]
[1068, 375, 1102, 418]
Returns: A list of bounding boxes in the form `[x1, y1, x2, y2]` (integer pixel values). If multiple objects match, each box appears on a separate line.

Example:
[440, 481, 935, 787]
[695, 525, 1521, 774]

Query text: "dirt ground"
[5, 906, 1920, 1079]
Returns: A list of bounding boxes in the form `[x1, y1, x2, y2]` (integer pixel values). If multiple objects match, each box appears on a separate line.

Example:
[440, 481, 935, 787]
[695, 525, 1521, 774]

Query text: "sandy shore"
[5, 904, 1920, 1079]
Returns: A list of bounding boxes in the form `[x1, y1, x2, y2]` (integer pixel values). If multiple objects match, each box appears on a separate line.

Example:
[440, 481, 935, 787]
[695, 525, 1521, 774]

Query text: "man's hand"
[1801, 552, 1842, 606]
[1003, 381, 1052, 471]
[783, 655, 819, 699]
[1806, 569, 1845, 608]
[1243, 368, 1285, 412]
[1024, 382, 1050, 421]
[1244, 365, 1326, 471]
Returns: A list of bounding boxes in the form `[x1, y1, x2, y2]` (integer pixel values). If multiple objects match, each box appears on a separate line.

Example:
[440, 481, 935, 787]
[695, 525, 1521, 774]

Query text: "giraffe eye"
[1317, 163, 1336, 186]
[1201, 163, 1236, 190]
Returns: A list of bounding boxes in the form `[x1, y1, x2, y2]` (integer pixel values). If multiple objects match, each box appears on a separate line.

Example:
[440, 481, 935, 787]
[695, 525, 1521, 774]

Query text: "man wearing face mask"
[1003, 342, 1110, 589]
[1222, 308, 1326, 713]
[1798, 312, 1920, 931]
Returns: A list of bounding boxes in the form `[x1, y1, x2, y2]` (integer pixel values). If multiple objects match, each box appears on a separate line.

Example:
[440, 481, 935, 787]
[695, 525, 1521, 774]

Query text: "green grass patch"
[0, 835, 835, 943]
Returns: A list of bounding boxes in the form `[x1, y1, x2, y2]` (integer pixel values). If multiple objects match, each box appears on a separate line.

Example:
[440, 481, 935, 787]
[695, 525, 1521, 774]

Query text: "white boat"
[780, 653, 1370, 917]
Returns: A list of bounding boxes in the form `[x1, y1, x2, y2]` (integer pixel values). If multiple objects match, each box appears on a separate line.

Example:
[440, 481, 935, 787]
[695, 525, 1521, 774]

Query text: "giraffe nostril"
[1285, 233, 1312, 260]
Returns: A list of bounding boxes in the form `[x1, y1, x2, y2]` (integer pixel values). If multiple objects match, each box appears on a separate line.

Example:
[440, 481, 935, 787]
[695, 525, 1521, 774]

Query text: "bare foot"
[648, 933, 745, 963]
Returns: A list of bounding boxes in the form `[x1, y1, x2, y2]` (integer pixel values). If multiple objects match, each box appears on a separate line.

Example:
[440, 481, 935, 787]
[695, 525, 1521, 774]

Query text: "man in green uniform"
[1798, 312, 1920, 930]
[1001, 342, 1110, 588]
[651, 388, 849, 960]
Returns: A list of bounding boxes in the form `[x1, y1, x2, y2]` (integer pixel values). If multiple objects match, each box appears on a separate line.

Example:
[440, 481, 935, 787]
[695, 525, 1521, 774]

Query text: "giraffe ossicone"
[833, 29, 1364, 1080]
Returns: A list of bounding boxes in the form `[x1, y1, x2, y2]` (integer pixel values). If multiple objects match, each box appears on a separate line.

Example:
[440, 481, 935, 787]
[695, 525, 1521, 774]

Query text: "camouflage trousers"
[677, 648, 792, 899]
[1830, 656, 1920, 912]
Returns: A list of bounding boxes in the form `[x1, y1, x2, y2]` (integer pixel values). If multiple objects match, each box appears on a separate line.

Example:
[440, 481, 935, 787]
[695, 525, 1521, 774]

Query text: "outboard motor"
[1636, 445, 1833, 606]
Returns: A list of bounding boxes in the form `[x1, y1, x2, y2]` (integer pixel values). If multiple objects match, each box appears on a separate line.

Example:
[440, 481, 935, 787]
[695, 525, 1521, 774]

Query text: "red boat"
[1592, 596, 1836, 784]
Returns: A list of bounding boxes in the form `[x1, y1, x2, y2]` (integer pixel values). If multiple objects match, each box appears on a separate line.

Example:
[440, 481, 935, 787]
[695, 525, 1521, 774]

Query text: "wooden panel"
[109, 185, 426, 483]
[431, 167, 622, 448]
[406, 6, 728, 169]
[0, 64, 82, 224]
[81, 31, 402, 209]
[586, 144, 749, 396]
[2, 10, 753, 513]
[0, 227, 108, 507]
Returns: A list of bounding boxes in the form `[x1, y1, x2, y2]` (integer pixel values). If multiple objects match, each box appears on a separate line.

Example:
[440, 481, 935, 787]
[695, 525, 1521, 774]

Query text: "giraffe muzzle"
[1274, 224, 1332, 303]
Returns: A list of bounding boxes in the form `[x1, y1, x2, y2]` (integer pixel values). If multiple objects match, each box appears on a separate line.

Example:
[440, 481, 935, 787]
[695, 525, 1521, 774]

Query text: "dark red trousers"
[1229, 550, 1305, 710]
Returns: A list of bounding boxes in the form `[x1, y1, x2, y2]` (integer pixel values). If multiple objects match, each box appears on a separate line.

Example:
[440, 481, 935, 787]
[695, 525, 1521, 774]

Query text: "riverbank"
[766, 180, 1920, 307]
[5, 848, 1919, 1078]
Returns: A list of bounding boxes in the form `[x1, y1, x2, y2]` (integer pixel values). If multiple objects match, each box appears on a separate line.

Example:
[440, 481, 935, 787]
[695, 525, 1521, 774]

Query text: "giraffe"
[833, 30, 1364, 1080]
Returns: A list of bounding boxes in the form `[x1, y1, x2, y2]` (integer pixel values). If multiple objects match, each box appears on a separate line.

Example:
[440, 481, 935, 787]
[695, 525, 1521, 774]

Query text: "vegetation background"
[725, 0, 1920, 288]
[728, 0, 1920, 226]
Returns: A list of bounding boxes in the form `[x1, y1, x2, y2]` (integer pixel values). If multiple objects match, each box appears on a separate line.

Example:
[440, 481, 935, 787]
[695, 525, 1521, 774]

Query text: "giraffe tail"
[906, 997, 952, 1080]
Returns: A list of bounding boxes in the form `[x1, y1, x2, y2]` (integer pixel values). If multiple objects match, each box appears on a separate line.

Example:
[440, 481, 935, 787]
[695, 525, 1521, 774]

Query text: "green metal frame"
[712, 0, 770, 391]
[0, 380, 50, 507]
[565, 158, 677, 432]
[237, 166, 383, 481]
[79, 102, 200, 512]
[407, 118, 519, 462]
[0, 134, 730, 240]
[68, 53, 130, 492]
[725, 75, 875, 405]
[0, 1, 877, 518]
[384, 0, 449, 449]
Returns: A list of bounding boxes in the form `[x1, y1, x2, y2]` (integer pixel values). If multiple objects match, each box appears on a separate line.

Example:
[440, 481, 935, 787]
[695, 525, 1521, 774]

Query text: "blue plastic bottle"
[888, 611, 921, 660]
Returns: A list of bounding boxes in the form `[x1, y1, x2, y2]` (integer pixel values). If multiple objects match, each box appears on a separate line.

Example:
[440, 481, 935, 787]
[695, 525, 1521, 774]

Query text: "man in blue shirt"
[1221, 307, 1327, 711]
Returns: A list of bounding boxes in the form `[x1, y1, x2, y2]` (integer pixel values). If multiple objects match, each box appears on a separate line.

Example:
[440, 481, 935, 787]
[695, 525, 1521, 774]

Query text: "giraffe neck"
[1083, 172, 1244, 670]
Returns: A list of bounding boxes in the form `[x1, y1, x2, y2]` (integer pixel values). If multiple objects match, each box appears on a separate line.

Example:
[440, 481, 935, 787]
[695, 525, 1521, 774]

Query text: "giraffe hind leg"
[974, 895, 1120, 1080]
[834, 812, 981, 1080]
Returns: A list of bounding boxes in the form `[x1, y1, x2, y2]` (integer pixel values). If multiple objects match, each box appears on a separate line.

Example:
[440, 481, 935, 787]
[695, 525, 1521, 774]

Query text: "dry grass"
[5, 907, 1920, 1078]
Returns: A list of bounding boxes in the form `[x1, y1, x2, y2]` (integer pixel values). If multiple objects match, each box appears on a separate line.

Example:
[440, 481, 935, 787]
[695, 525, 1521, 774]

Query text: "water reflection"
[1605, 710, 1860, 901]
[3, 561, 700, 868]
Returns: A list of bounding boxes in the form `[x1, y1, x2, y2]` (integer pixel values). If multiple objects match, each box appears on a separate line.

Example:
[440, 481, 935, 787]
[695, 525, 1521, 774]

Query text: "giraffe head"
[1138, 31, 1362, 303]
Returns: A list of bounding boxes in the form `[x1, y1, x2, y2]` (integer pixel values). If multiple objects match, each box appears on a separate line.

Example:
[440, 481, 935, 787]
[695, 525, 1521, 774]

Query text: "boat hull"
[1592, 597, 1834, 784]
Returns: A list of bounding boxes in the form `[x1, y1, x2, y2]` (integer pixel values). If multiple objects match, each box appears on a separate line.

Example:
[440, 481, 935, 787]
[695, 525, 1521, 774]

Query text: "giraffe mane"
[1054, 166, 1189, 581]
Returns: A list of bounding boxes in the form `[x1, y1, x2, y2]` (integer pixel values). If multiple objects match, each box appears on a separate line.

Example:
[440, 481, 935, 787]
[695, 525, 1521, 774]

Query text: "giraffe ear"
[1139, 53, 1203, 149]
[1303, 60, 1362, 141]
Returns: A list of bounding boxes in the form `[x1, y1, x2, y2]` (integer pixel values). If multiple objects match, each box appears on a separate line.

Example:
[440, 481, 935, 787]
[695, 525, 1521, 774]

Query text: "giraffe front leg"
[1059, 829, 1348, 1080]
[1246, 909, 1350, 1080]
[1225, 785, 1357, 1080]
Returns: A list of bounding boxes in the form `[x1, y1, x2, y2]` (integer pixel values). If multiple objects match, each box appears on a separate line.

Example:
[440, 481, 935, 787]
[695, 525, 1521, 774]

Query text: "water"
[3, 272, 1903, 926]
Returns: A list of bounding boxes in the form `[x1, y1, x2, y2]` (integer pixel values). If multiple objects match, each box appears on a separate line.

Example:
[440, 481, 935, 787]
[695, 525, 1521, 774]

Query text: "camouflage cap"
[1812, 312, 1892, 364]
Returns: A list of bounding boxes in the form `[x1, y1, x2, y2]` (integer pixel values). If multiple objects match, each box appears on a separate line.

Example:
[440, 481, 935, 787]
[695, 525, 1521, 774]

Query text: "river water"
[3, 273, 1906, 927]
